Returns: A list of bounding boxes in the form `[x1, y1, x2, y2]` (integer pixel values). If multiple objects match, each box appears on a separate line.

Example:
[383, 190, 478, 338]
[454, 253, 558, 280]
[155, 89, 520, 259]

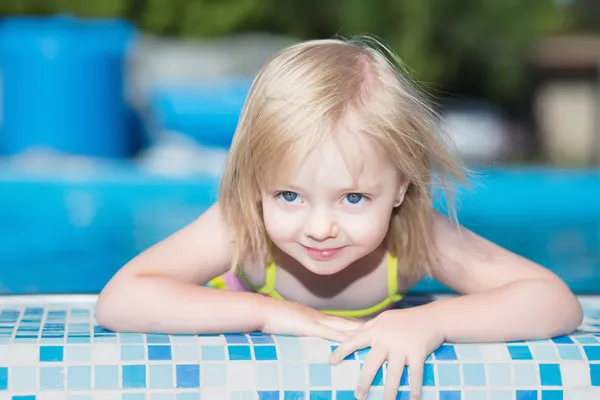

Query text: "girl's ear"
[393, 180, 410, 208]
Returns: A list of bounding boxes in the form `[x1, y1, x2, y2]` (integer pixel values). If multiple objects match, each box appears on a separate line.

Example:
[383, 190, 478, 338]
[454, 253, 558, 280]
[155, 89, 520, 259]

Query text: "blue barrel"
[0, 15, 136, 157]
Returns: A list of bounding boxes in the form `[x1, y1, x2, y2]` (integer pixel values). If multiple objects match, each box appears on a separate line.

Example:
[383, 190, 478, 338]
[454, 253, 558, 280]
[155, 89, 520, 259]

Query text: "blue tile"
[309, 391, 332, 400]
[121, 345, 145, 361]
[119, 333, 144, 343]
[148, 345, 172, 360]
[591, 364, 600, 386]
[584, 346, 600, 361]
[508, 345, 533, 360]
[516, 391, 538, 400]
[463, 364, 486, 386]
[67, 366, 91, 390]
[94, 365, 119, 389]
[541, 390, 563, 400]
[372, 366, 383, 386]
[396, 393, 411, 400]
[146, 333, 170, 344]
[258, 391, 279, 400]
[176, 364, 200, 388]
[539, 364, 562, 386]
[334, 392, 355, 400]
[574, 335, 598, 344]
[309, 364, 331, 386]
[439, 391, 461, 400]
[558, 346, 582, 360]
[201, 345, 225, 361]
[224, 333, 249, 344]
[423, 363, 435, 386]
[434, 345, 458, 360]
[40, 345, 64, 362]
[250, 334, 274, 344]
[40, 366, 63, 389]
[122, 395, 146, 400]
[122, 365, 146, 388]
[400, 366, 409, 386]
[0, 367, 7, 390]
[177, 394, 201, 400]
[437, 364, 460, 386]
[284, 391, 307, 400]
[254, 345, 278, 360]
[149, 364, 173, 388]
[551, 336, 573, 344]
[11, 396, 36, 400]
[228, 345, 252, 360]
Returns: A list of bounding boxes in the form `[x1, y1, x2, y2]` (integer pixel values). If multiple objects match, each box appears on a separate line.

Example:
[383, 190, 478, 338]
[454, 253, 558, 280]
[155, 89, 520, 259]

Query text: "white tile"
[201, 388, 230, 400]
[564, 387, 600, 400]
[300, 337, 333, 362]
[8, 343, 38, 365]
[331, 360, 361, 389]
[37, 393, 69, 400]
[91, 343, 121, 364]
[172, 345, 199, 362]
[479, 343, 511, 362]
[92, 391, 123, 400]
[226, 363, 259, 389]
[560, 361, 591, 386]
[197, 335, 226, 345]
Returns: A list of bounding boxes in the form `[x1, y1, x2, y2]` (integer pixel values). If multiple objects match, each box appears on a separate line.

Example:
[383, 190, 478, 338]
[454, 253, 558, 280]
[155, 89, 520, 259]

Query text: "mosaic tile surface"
[0, 296, 598, 399]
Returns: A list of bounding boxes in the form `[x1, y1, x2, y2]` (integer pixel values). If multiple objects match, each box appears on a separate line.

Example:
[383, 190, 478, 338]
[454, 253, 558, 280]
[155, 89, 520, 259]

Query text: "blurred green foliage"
[0, 0, 592, 109]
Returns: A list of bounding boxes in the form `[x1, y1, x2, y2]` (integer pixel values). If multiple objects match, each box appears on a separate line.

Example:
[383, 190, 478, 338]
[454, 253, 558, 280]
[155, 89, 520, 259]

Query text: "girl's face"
[261, 130, 406, 275]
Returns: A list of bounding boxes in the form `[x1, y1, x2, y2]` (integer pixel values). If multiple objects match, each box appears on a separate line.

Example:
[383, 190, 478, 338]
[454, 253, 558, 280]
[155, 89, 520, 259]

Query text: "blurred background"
[0, 0, 597, 295]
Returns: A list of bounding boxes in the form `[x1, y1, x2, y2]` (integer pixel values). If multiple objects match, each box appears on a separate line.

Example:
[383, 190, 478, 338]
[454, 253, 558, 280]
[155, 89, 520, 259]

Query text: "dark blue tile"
[584, 346, 600, 361]
[439, 391, 461, 400]
[224, 334, 248, 344]
[591, 364, 600, 386]
[228, 345, 252, 360]
[434, 345, 457, 360]
[258, 391, 279, 400]
[396, 392, 411, 400]
[0, 367, 7, 390]
[250, 334, 275, 344]
[334, 391, 355, 400]
[539, 364, 562, 386]
[508, 345, 533, 360]
[254, 346, 278, 360]
[122, 365, 146, 388]
[39, 346, 63, 362]
[372, 366, 383, 386]
[11, 396, 36, 400]
[552, 336, 574, 344]
[400, 366, 409, 386]
[148, 345, 172, 361]
[541, 390, 563, 400]
[309, 391, 332, 400]
[176, 364, 200, 388]
[516, 390, 538, 400]
[423, 363, 435, 386]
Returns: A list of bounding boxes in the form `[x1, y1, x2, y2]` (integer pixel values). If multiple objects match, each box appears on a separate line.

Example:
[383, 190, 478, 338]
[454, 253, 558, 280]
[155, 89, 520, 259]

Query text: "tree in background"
[0, 0, 586, 111]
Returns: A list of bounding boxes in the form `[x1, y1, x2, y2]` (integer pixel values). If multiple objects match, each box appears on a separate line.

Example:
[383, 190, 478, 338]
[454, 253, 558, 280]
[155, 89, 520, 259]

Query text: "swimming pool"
[0, 294, 598, 399]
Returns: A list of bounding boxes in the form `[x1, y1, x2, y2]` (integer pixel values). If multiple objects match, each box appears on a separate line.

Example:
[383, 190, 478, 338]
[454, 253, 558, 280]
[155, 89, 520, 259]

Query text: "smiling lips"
[304, 245, 345, 260]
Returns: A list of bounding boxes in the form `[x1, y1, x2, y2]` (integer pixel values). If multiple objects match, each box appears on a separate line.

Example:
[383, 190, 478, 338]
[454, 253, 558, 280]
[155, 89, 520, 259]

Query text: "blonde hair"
[219, 36, 466, 277]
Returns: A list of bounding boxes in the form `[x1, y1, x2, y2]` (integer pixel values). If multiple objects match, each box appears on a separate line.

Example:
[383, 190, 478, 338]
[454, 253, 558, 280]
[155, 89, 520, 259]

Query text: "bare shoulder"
[104, 202, 236, 288]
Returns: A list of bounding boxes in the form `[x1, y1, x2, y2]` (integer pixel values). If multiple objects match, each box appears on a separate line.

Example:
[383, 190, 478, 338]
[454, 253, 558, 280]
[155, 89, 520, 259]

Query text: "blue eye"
[344, 193, 365, 205]
[279, 191, 299, 203]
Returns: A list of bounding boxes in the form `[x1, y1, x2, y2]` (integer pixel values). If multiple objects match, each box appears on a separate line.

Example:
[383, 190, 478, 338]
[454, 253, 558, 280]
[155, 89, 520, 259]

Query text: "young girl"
[96, 37, 582, 400]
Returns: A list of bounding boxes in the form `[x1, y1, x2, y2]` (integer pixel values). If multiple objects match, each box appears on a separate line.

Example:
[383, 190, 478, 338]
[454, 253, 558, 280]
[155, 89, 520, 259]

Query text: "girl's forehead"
[261, 129, 396, 188]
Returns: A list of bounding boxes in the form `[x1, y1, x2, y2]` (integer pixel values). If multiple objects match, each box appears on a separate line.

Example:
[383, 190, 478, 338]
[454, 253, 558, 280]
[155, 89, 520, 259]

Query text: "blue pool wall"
[0, 164, 597, 295]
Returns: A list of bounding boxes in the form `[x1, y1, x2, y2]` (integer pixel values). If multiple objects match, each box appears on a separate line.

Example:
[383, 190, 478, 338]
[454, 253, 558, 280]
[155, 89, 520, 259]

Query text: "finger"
[354, 346, 387, 400]
[384, 356, 406, 400]
[313, 323, 349, 343]
[321, 315, 364, 332]
[407, 356, 424, 400]
[329, 328, 371, 364]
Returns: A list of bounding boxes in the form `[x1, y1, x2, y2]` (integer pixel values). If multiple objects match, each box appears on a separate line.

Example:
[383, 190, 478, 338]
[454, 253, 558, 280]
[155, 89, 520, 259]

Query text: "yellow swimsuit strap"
[238, 253, 404, 317]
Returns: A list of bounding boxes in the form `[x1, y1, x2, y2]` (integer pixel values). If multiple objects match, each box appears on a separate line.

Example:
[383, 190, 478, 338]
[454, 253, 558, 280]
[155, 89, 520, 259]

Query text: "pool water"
[0, 294, 598, 399]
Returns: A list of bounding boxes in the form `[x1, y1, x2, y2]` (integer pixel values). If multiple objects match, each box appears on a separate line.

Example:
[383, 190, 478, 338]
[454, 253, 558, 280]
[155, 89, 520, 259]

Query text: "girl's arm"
[95, 204, 270, 334]
[424, 211, 583, 343]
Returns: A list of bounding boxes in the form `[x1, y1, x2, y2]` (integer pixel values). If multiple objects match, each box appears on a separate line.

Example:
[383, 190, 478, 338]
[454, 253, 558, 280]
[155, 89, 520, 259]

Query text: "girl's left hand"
[329, 307, 445, 400]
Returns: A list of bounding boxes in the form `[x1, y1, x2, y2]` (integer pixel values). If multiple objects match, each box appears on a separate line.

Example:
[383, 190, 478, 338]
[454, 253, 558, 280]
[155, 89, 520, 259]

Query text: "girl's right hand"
[260, 299, 364, 342]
